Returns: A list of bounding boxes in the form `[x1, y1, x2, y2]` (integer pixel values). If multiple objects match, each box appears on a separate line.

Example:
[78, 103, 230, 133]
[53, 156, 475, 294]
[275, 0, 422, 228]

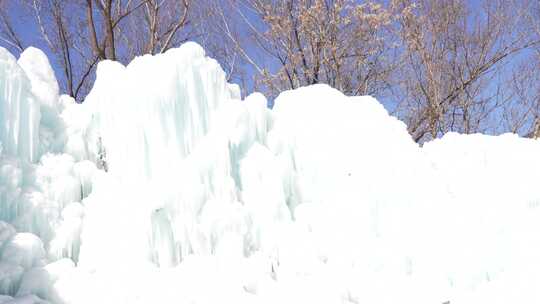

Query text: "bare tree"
[501, 0, 540, 138]
[0, 0, 25, 53]
[213, 0, 401, 98]
[502, 58, 540, 137]
[393, 0, 539, 142]
[20, 0, 106, 100]
[121, 0, 191, 58]
[84, 0, 153, 61]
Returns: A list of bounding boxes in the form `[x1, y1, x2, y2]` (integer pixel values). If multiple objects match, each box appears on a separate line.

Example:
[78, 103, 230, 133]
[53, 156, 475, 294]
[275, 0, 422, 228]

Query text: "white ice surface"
[1, 43, 540, 303]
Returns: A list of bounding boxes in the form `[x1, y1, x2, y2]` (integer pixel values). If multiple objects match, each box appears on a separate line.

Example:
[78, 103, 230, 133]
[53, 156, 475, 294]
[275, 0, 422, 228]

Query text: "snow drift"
[1, 42, 540, 304]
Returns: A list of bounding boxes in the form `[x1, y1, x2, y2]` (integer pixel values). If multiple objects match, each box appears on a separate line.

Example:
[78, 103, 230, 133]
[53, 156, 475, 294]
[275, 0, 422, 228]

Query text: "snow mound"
[1, 42, 540, 304]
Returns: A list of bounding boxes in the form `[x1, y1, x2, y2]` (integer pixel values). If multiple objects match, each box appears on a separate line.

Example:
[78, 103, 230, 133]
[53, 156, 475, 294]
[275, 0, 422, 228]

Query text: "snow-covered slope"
[1, 42, 540, 304]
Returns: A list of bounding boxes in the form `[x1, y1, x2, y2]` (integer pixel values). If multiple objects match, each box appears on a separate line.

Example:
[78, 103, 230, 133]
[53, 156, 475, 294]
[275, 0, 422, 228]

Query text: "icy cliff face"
[1, 42, 540, 304]
[85, 42, 238, 180]
[18, 47, 65, 158]
[75, 43, 261, 268]
[0, 49, 40, 163]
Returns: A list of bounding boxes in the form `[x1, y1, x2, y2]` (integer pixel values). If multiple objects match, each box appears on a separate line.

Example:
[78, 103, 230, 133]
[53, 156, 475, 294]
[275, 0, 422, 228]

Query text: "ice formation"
[1, 42, 540, 304]
[0, 49, 40, 162]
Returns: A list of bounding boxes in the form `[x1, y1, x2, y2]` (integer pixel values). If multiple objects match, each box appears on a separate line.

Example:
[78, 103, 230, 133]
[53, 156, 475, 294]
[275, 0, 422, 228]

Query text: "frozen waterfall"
[0, 42, 540, 304]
